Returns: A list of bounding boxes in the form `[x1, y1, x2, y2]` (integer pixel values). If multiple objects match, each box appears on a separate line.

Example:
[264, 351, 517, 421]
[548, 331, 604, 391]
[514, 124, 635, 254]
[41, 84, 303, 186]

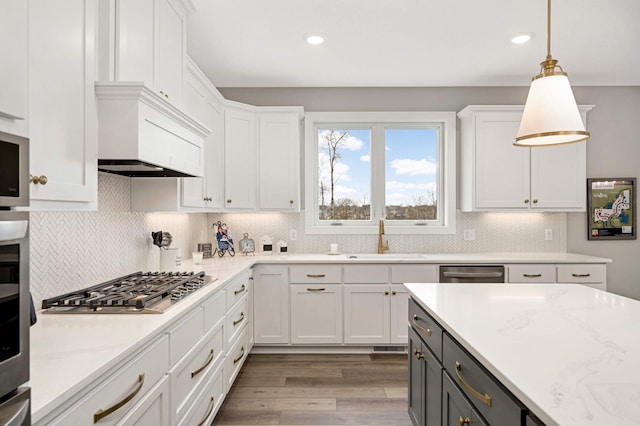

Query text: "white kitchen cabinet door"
[0, 0, 28, 136]
[181, 60, 224, 210]
[290, 284, 343, 344]
[530, 142, 586, 210]
[111, 0, 188, 106]
[389, 284, 409, 345]
[224, 105, 256, 210]
[28, 0, 98, 209]
[343, 284, 390, 344]
[253, 266, 289, 344]
[258, 111, 301, 211]
[116, 376, 170, 426]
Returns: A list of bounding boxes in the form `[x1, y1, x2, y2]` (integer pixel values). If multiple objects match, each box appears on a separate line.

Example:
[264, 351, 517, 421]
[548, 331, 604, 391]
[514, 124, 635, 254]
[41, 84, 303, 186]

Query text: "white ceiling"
[187, 0, 640, 88]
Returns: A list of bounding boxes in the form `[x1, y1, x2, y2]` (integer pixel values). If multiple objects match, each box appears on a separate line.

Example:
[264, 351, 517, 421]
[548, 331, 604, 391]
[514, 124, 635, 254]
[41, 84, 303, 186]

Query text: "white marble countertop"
[405, 283, 640, 426]
[29, 251, 610, 422]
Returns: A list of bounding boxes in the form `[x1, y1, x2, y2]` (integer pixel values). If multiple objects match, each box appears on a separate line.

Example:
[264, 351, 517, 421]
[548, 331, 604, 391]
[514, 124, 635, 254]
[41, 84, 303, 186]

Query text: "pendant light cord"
[546, 0, 551, 60]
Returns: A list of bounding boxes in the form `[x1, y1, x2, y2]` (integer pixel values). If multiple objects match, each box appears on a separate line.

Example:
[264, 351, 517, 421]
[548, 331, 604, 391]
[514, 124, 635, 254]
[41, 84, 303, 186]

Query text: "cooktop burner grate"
[41, 271, 209, 313]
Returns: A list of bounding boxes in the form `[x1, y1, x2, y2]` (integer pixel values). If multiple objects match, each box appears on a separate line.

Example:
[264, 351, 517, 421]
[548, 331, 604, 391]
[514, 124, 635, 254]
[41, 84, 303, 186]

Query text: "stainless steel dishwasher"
[439, 265, 505, 283]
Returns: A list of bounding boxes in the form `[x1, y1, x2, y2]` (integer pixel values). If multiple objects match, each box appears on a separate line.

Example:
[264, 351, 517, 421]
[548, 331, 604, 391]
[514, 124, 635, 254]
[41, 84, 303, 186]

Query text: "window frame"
[304, 111, 456, 235]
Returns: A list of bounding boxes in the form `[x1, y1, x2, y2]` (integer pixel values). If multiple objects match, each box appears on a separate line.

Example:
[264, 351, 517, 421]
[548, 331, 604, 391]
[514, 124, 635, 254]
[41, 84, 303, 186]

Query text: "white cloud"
[318, 152, 351, 185]
[360, 154, 370, 162]
[318, 130, 365, 151]
[390, 158, 437, 176]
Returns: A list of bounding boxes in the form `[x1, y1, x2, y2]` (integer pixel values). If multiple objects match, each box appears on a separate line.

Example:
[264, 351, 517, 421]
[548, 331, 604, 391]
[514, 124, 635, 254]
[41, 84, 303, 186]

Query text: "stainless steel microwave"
[0, 131, 29, 208]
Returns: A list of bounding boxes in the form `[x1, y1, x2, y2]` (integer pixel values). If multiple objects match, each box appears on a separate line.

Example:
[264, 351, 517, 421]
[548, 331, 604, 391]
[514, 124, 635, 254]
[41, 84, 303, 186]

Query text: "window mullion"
[371, 124, 385, 221]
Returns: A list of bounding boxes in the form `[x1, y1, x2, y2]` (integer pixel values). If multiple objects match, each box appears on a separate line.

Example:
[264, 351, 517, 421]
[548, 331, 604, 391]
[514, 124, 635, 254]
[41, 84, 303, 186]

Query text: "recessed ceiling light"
[511, 33, 534, 44]
[305, 33, 325, 45]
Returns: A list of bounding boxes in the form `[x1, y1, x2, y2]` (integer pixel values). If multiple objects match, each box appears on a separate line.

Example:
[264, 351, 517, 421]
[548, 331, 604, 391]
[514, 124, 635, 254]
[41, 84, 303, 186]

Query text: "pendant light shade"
[514, 0, 589, 147]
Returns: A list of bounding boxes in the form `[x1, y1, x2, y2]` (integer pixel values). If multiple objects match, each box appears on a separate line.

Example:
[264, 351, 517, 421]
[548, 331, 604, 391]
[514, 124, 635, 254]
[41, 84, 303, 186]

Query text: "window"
[305, 112, 456, 234]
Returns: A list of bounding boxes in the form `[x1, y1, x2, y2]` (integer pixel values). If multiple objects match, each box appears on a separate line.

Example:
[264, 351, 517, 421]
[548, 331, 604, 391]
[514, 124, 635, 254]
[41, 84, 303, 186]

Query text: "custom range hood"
[95, 82, 210, 177]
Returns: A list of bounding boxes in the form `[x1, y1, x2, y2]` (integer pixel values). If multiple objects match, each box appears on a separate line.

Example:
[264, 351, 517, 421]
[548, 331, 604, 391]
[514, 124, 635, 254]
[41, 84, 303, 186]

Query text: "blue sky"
[318, 127, 438, 206]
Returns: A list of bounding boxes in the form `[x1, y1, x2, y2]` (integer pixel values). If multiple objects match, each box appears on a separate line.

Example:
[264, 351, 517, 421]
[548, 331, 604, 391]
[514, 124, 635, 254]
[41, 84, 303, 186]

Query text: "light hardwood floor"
[213, 353, 412, 425]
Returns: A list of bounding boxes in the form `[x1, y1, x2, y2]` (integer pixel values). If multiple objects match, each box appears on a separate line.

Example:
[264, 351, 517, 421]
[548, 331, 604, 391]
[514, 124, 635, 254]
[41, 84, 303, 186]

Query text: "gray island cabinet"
[405, 282, 640, 426]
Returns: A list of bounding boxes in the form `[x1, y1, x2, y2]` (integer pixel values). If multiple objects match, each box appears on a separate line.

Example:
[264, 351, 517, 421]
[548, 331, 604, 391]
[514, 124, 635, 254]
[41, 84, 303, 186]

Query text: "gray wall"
[220, 86, 640, 300]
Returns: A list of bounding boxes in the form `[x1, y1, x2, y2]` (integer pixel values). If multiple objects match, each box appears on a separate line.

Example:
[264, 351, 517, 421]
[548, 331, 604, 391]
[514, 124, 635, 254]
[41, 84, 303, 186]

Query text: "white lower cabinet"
[344, 284, 391, 344]
[290, 284, 343, 344]
[224, 326, 250, 391]
[116, 375, 171, 426]
[253, 265, 290, 344]
[178, 363, 224, 426]
[48, 335, 170, 425]
[507, 263, 607, 291]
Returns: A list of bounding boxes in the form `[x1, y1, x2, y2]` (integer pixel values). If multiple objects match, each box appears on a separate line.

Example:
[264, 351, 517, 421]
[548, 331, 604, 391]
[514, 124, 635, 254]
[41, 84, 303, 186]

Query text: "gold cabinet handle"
[234, 284, 246, 295]
[197, 395, 215, 426]
[391, 291, 397, 295]
[532, 199, 538, 204]
[572, 273, 591, 277]
[226, 199, 232, 203]
[307, 287, 325, 292]
[233, 346, 245, 364]
[524, 199, 530, 204]
[522, 273, 542, 278]
[412, 315, 431, 336]
[459, 416, 471, 426]
[233, 312, 245, 326]
[384, 291, 390, 295]
[93, 373, 145, 423]
[306, 274, 325, 278]
[289, 200, 294, 204]
[191, 349, 215, 378]
[30, 174, 48, 185]
[455, 361, 492, 407]
[413, 349, 424, 360]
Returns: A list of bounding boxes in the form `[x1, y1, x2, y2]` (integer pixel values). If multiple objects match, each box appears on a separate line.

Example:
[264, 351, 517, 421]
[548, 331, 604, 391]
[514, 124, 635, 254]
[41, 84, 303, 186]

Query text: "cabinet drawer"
[442, 333, 525, 426]
[50, 335, 170, 426]
[169, 308, 205, 364]
[178, 363, 224, 426]
[117, 375, 170, 426]
[225, 294, 249, 347]
[391, 265, 437, 283]
[557, 264, 605, 284]
[203, 289, 226, 329]
[290, 265, 341, 283]
[408, 298, 443, 361]
[224, 327, 250, 391]
[343, 265, 388, 283]
[170, 321, 224, 423]
[507, 264, 556, 283]
[226, 271, 249, 309]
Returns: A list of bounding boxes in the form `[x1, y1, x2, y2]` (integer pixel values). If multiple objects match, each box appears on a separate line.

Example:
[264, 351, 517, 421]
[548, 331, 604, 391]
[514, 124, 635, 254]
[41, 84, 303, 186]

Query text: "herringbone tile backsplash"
[30, 173, 566, 308]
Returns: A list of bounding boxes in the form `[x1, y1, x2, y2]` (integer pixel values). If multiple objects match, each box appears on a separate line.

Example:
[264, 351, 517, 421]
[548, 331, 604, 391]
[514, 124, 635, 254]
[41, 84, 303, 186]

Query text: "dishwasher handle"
[442, 271, 503, 278]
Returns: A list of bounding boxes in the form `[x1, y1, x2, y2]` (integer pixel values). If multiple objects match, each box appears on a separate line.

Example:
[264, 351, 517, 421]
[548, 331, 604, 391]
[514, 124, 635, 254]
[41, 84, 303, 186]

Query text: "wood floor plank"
[224, 397, 337, 411]
[240, 366, 344, 377]
[233, 374, 287, 387]
[278, 410, 412, 426]
[384, 387, 408, 399]
[336, 397, 407, 411]
[213, 409, 281, 425]
[229, 386, 388, 399]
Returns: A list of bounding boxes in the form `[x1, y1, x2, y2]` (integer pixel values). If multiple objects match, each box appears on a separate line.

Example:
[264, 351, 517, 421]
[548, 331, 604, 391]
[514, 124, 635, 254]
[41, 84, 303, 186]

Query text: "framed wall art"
[587, 177, 636, 240]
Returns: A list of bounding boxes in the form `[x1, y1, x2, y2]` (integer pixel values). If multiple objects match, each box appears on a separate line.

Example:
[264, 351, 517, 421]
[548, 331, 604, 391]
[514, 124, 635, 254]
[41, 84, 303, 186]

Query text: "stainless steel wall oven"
[0, 130, 30, 426]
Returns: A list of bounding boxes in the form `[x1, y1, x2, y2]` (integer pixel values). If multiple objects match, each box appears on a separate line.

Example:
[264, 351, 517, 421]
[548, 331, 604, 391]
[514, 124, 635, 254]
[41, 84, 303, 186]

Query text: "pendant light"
[515, 0, 589, 147]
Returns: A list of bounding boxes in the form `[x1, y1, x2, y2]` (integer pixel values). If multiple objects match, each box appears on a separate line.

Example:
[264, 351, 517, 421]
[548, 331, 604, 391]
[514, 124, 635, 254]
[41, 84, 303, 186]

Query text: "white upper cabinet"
[458, 105, 592, 212]
[28, 0, 98, 210]
[258, 111, 303, 211]
[100, 0, 192, 107]
[223, 103, 257, 210]
[0, 0, 28, 136]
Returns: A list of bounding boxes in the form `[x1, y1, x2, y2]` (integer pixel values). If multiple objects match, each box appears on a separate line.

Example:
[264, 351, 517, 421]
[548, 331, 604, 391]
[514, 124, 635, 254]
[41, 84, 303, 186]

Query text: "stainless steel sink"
[344, 253, 425, 259]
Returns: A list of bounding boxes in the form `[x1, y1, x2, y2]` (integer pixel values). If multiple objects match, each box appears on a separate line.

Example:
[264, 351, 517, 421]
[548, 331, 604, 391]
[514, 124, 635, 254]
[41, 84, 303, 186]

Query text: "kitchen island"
[406, 282, 640, 426]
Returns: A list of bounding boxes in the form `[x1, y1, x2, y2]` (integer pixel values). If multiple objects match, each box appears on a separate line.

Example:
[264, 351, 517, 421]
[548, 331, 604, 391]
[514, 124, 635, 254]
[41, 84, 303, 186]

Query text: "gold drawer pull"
[572, 273, 591, 278]
[197, 395, 215, 426]
[191, 348, 215, 378]
[306, 274, 325, 278]
[234, 284, 246, 295]
[523, 273, 542, 278]
[455, 361, 492, 407]
[30, 174, 48, 185]
[413, 349, 424, 360]
[307, 287, 325, 292]
[233, 346, 245, 364]
[93, 373, 145, 423]
[459, 416, 471, 425]
[233, 312, 245, 326]
[412, 315, 431, 336]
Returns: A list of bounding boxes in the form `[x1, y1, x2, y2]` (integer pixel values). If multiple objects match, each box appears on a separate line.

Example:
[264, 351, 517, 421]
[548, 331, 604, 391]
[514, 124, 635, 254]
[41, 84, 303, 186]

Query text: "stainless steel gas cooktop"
[41, 271, 216, 314]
